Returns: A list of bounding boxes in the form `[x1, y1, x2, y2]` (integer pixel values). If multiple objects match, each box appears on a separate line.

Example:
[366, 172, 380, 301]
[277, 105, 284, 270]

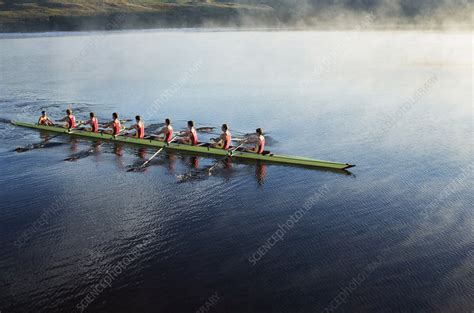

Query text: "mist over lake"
[0, 29, 472, 313]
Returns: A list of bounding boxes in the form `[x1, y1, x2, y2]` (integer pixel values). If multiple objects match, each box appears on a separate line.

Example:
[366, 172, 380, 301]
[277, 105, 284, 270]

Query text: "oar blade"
[14, 146, 32, 153]
[126, 166, 147, 173]
[14, 133, 63, 153]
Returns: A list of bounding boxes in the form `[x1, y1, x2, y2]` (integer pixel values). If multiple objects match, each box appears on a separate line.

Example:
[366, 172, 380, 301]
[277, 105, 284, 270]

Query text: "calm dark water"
[0, 30, 472, 313]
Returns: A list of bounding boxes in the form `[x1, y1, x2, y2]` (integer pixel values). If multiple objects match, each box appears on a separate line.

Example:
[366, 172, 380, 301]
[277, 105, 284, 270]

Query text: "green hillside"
[0, 0, 276, 32]
[0, 0, 470, 32]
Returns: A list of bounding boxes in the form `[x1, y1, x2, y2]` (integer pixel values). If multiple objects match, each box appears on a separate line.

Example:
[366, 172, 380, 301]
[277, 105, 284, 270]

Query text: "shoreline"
[0, 25, 471, 38]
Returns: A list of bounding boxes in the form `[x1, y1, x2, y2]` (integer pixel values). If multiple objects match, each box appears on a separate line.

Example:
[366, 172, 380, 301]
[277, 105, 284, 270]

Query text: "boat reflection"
[256, 162, 267, 186]
[64, 140, 103, 162]
[165, 152, 178, 172]
[65, 140, 352, 180]
[70, 138, 79, 153]
[181, 155, 199, 169]
[136, 147, 147, 159]
[39, 132, 54, 142]
[175, 155, 267, 184]
[113, 143, 124, 157]
[112, 143, 126, 170]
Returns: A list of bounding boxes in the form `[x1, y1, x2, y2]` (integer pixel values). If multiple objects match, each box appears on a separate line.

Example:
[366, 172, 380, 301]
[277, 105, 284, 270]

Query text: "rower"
[247, 128, 265, 154]
[37, 111, 54, 126]
[179, 120, 198, 145]
[82, 112, 99, 132]
[103, 112, 122, 136]
[128, 115, 145, 139]
[57, 109, 76, 129]
[211, 124, 232, 150]
[154, 118, 174, 142]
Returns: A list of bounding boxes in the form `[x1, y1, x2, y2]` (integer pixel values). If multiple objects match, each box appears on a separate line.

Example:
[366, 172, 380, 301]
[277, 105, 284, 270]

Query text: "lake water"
[0, 29, 472, 313]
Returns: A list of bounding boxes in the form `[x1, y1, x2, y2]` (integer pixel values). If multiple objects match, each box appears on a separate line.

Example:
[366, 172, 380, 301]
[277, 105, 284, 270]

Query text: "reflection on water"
[0, 30, 472, 313]
[49, 136, 272, 184]
[65, 141, 103, 161]
[256, 162, 267, 186]
[13, 132, 65, 153]
[136, 147, 147, 159]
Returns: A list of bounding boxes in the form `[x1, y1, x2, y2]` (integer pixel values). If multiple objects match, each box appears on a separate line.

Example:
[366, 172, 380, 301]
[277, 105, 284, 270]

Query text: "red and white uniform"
[39, 116, 49, 125]
[90, 117, 99, 132]
[67, 114, 76, 129]
[223, 131, 231, 150]
[164, 125, 173, 143]
[257, 135, 265, 154]
[136, 121, 145, 139]
[190, 127, 198, 145]
[113, 119, 121, 135]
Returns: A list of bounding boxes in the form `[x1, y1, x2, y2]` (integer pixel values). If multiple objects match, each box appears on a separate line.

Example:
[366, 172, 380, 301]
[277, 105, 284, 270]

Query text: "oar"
[207, 141, 247, 175]
[175, 120, 252, 137]
[100, 126, 127, 137]
[127, 136, 178, 172]
[114, 129, 128, 138]
[191, 121, 251, 136]
[141, 136, 178, 167]
[15, 133, 63, 152]
[97, 119, 131, 126]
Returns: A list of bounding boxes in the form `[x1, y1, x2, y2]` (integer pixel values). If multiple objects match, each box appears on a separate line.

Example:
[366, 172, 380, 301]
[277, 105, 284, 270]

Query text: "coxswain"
[247, 128, 265, 154]
[154, 118, 174, 142]
[179, 120, 198, 145]
[128, 115, 145, 139]
[82, 112, 99, 132]
[103, 112, 122, 135]
[211, 124, 232, 150]
[37, 111, 54, 126]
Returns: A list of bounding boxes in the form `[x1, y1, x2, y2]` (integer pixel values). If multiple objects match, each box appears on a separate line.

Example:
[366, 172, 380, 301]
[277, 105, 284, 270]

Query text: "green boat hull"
[12, 121, 355, 170]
